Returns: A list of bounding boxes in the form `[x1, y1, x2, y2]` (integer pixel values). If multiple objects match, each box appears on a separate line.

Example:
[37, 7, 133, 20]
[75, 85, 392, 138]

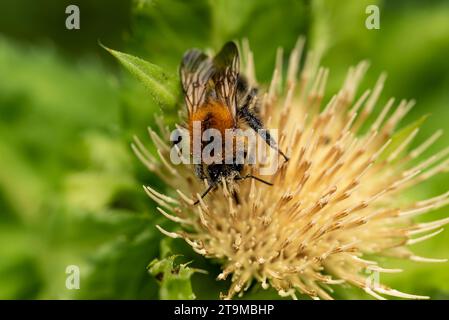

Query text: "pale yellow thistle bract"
[132, 38, 449, 300]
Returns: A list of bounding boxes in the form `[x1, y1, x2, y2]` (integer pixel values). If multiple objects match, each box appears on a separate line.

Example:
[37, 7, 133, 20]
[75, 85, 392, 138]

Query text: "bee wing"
[180, 49, 214, 115]
[212, 41, 240, 119]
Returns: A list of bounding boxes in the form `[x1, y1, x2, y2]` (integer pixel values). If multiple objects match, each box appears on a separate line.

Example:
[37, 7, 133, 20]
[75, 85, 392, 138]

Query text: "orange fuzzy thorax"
[188, 101, 234, 138]
[188, 101, 236, 160]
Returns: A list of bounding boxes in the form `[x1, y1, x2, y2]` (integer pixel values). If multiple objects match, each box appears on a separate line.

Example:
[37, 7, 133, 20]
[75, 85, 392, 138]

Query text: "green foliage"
[103, 45, 180, 109]
[378, 114, 428, 162]
[0, 37, 163, 299]
[0, 0, 449, 300]
[73, 227, 161, 299]
[148, 255, 197, 300]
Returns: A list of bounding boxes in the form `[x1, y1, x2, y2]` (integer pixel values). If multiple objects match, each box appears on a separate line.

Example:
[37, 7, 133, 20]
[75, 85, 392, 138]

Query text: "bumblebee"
[179, 41, 288, 204]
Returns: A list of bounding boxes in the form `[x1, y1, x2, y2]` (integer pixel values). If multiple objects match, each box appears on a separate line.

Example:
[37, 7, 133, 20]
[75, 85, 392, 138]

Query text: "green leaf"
[378, 115, 428, 162]
[102, 45, 180, 109]
[72, 228, 161, 299]
[158, 237, 230, 300]
[148, 255, 197, 300]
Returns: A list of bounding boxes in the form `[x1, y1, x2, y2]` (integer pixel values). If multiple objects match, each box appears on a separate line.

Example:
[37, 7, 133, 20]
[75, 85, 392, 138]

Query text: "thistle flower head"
[133, 38, 449, 300]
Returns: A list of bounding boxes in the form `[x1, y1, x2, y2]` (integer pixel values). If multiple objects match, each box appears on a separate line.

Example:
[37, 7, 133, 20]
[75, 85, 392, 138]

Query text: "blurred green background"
[0, 0, 448, 299]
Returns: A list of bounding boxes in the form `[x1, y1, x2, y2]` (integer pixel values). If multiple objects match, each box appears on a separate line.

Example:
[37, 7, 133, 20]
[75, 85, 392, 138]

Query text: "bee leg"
[235, 174, 273, 186]
[238, 91, 289, 162]
[193, 183, 216, 205]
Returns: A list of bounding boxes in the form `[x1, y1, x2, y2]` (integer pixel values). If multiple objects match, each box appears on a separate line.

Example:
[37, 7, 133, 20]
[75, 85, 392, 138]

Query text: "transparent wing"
[212, 42, 240, 119]
[180, 49, 214, 115]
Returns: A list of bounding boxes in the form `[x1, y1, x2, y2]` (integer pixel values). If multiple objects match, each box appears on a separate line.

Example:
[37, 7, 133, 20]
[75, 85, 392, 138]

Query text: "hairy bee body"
[188, 100, 234, 139]
[179, 42, 287, 204]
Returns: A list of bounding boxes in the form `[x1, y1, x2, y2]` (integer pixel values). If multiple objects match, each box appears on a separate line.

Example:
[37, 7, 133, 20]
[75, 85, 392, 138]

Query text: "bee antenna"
[193, 184, 215, 205]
